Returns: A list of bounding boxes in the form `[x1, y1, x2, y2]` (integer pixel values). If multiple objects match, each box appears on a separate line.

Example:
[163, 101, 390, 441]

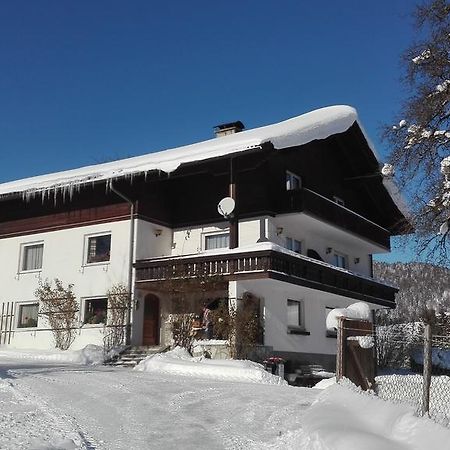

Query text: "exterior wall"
[268, 214, 384, 278]
[233, 278, 379, 370]
[171, 219, 262, 256]
[0, 217, 171, 350]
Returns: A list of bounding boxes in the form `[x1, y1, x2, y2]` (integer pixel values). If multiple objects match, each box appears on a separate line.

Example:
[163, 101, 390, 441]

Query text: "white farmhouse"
[0, 106, 409, 371]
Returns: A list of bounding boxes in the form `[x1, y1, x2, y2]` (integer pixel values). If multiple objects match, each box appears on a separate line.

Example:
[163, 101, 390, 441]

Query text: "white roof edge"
[0, 105, 358, 197]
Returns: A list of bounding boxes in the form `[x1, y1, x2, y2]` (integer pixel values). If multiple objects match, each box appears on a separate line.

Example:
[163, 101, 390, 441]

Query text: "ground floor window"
[84, 298, 108, 324]
[17, 303, 39, 328]
[287, 299, 305, 332]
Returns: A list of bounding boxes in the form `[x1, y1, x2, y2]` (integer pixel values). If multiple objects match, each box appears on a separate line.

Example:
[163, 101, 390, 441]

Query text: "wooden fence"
[0, 302, 14, 345]
[336, 317, 375, 390]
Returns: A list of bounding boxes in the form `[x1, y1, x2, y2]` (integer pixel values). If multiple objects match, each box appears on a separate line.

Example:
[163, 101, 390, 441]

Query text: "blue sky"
[0, 1, 420, 262]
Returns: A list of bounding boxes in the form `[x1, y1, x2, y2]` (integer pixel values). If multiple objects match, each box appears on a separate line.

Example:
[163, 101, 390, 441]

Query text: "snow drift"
[135, 346, 287, 385]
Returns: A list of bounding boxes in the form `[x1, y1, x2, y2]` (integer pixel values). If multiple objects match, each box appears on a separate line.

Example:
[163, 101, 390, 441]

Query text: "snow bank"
[0, 344, 104, 366]
[301, 382, 450, 450]
[326, 302, 371, 331]
[0, 106, 358, 197]
[135, 347, 287, 385]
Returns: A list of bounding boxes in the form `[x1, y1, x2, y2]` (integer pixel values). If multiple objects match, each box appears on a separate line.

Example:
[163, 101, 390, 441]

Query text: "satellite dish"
[218, 197, 235, 218]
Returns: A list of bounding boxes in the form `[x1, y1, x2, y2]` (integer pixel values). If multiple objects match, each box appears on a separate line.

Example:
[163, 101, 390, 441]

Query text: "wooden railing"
[281, 188, 391, 249]
[135, 249, 397, 307]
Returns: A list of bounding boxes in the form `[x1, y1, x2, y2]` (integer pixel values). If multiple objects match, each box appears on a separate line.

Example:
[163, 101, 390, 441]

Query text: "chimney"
[213, 121, 245, 138]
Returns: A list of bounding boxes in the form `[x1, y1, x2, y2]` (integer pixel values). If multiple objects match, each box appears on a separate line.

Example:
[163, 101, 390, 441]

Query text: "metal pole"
[229, 157, 238, 249]
[110, 182, 135, 346]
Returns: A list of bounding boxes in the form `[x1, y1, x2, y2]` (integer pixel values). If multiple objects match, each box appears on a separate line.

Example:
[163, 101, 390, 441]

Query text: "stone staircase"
[106, 345, 169, 368]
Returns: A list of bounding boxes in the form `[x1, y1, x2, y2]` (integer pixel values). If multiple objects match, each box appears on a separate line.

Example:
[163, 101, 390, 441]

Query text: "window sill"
[82, 261, 110, 268]
[287, 328, 310, 335]
[18, 269, 42, 275]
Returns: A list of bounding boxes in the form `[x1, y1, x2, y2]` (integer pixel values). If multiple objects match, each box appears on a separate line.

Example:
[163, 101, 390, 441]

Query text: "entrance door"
[143, 295, 160, 346]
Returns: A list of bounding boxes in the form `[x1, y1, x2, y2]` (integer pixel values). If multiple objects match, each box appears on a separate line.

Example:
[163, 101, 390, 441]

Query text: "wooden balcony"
[281, 188, 391, 249]
[135, 247, 397, 308]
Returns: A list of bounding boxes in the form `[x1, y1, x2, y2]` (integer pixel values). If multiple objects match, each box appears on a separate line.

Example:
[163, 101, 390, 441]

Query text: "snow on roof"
[0, 105, 358, 198]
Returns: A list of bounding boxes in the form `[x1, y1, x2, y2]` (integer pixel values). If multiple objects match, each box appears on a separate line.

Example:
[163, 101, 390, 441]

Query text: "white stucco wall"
[0, 218, 173, 350]
[232, 278, 378, 357]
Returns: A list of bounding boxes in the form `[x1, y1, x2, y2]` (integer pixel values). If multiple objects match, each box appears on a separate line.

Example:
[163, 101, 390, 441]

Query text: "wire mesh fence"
[374, 320, 450, 427]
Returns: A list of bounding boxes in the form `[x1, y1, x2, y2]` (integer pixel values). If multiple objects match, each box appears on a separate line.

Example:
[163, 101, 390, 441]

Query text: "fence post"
[422, 320, 432, 416]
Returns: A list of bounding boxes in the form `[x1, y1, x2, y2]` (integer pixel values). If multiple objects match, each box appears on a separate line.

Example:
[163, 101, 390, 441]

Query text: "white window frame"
[19, 241, 44, 273]
[16, 301, 39, 329]
[203, 231, 230, 251]
[286, 171, 302, 191]
[83, 232, 112, 266]
[287, 299, 305, 332]
[333, 251, 348, 269]
[82, 296, 108, 326]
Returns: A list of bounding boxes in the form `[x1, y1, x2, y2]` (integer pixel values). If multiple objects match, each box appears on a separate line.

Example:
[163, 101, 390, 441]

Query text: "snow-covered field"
[1, 346, 449, 450]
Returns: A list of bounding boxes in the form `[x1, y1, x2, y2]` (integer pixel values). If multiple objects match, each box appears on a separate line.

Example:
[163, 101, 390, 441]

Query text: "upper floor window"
[17, 303, 39, 328]
[334, 252, 348, 269]
[287, 299, 305, 331]
[333, 196, 345, 206]
[86, 234, 111, 264]
[286, 237, 302, 254]
[205, 232, 230, 250]
[21, 243, 44, 272]
[286, 171, 302, 191]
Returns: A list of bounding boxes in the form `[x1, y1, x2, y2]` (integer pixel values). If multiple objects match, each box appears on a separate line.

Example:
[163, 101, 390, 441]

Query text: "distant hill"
[373, 262, 450, 323]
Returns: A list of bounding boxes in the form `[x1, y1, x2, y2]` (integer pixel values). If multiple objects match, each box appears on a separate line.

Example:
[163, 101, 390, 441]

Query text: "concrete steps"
[106, 345, 169, 368]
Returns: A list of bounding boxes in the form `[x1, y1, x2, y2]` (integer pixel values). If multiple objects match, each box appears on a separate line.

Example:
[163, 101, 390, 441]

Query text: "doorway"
[143, 294, 160, 346]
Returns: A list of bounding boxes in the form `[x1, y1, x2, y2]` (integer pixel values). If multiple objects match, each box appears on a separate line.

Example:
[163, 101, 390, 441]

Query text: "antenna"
[217, 197, 235, 218]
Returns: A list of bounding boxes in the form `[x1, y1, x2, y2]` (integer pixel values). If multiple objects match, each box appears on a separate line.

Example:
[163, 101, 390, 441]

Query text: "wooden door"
[143, 295, 160, 346]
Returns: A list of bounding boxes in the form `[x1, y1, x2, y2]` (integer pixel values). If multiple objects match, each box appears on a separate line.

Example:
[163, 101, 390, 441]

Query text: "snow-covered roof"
[0, 105, 409, 219]
[0, 105, 358, 198]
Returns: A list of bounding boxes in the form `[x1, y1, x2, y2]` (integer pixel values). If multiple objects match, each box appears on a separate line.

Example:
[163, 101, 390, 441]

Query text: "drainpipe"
[229, 157, 238, 249]
[110, 182, 135, 346]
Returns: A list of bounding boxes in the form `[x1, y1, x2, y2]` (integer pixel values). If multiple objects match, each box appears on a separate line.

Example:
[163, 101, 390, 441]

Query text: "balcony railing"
[135, 248, 397, 307]
[281, 188, 391, 249]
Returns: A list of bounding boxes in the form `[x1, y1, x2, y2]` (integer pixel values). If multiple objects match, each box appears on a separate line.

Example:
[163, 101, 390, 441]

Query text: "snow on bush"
[135, 346, 287, 385]
[325, 302, 371, 332]
[0, 344, 105, 366]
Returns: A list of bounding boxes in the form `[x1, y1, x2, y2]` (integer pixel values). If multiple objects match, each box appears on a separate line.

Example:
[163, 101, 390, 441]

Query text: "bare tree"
[384, 0, 450, 262]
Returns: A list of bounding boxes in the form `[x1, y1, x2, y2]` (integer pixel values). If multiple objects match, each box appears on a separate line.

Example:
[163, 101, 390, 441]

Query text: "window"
[334, 252, 348, 269]
[326, 306, 337, 337]
[84, 298, 108, 325]
[204, 233, 230, 250]
[86, 234, 111, 264]
[17, 303, 38, 328]
[287, 299, 304, 330]
[286, 171, 302, 191]
[333, 196, 345, 206]
[286, 237, 302, 254]
[21, 243, 44, 271]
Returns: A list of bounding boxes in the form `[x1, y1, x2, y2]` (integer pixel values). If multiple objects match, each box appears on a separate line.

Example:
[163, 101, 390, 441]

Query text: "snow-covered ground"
[1, 346, 449, 449]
